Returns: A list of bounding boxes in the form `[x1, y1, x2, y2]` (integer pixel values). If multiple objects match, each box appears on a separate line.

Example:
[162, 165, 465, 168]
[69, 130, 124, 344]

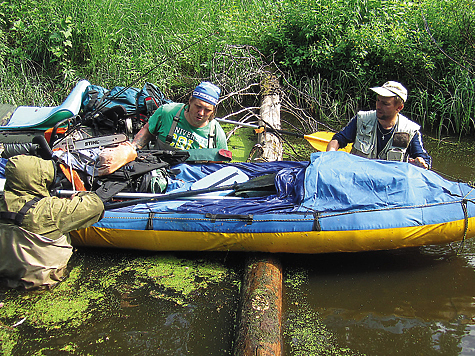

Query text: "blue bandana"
[192, 82, 221, 106]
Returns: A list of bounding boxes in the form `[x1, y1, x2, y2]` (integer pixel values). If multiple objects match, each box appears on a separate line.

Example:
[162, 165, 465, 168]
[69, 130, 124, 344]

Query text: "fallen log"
[234, 254, 283, 355]
[234, 74, 283, 356]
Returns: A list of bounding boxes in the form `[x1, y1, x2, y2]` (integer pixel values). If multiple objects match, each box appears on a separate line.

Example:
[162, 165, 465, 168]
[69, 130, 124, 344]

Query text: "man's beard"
[377, 112, 391, 121]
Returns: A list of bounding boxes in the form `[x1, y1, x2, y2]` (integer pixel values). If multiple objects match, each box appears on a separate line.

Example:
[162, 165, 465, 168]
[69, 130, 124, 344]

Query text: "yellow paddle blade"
[303, 132, 353, 152]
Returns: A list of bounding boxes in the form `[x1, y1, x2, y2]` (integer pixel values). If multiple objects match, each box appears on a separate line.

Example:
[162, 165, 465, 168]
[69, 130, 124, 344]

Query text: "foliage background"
[0, 0, 474, 137]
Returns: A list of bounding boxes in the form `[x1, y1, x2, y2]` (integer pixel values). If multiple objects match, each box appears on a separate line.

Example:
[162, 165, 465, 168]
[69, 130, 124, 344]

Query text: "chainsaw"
[53, 133, 128, 151]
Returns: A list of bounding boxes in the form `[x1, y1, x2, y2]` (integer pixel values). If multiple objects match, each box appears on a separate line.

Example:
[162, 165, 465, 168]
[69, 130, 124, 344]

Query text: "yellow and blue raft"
[71, 151, 475, 254]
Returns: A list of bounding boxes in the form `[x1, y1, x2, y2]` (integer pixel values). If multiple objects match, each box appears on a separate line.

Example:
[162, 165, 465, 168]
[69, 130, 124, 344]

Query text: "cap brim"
[370, 87, 397, 98]
[370, 87, 406, 101]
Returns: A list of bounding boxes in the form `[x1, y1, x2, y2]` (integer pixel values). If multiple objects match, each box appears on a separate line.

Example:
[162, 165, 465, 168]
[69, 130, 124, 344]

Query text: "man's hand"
[326, 139, 340, 152]
[408, 157, 429, 169]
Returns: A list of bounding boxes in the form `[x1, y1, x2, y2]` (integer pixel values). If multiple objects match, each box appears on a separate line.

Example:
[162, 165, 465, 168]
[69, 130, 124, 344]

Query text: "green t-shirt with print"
[147, 102, 228, 150]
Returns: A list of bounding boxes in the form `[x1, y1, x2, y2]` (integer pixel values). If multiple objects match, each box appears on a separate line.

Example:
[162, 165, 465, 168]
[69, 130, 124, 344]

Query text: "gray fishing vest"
[351, 111, 419, 162]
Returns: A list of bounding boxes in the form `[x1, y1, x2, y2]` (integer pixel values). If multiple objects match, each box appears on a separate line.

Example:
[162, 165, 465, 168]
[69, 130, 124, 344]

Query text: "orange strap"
[59, 164, 86, 191]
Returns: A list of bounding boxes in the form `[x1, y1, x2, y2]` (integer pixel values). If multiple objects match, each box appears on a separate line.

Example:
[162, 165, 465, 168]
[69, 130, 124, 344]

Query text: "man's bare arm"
[132, 123, 154, 149]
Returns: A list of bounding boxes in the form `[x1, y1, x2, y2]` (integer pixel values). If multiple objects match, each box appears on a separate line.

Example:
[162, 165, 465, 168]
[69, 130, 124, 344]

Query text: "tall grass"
[0, 0, 276, 102]
[0, 0, 474, 138]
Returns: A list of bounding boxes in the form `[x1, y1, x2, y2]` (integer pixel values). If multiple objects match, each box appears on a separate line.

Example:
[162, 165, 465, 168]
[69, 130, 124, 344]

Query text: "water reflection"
[424, 136, 475, 182]
[284, 242, 475, 355]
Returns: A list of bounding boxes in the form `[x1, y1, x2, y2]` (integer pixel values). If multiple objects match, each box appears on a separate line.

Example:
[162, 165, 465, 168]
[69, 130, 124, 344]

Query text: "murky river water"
[282, 136, 475, 356]
[1, 135, 475, 355]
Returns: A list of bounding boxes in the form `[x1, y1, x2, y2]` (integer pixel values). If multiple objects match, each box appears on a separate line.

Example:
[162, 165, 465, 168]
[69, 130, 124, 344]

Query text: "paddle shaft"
[104, 182, 239, 210]
[103, 173, 276, 210]
[57, 190, 241, 200]
[216, 118, 304, 138]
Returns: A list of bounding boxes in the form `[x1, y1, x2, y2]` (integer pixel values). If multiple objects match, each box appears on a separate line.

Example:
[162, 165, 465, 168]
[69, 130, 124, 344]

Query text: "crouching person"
[0, 155, 104, 289]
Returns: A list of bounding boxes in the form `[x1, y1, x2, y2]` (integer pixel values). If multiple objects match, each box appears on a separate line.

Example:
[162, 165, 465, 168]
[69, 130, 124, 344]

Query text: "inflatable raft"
[70, 151, 475, 254]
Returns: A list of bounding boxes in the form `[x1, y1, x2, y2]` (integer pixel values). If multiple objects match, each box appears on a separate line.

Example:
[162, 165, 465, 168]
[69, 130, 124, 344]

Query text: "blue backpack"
[81, 82, 170, 117]
[80, 82, 171, 136]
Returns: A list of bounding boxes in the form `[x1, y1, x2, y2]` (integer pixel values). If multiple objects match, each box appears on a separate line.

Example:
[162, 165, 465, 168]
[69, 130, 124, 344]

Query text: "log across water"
[234, 75, 283, 356]
[233, 254, 283, 355]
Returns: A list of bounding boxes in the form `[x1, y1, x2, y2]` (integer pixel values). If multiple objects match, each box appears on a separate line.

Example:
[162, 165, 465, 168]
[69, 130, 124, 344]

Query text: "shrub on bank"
[0, 0, 473, 137]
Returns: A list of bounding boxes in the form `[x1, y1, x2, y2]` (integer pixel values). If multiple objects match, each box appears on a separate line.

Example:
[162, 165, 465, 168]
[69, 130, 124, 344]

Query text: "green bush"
[0, 0, 473, 137]
[261, 0, 475, 136]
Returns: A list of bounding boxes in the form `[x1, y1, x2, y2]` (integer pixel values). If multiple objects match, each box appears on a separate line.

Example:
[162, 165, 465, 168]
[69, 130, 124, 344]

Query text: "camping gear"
[65, 152, 475, 254]
[97, 141, 138, 176]
[103, 172, 276, 210]
[57, 164, 249, 200]
[81, 83, 169, 119]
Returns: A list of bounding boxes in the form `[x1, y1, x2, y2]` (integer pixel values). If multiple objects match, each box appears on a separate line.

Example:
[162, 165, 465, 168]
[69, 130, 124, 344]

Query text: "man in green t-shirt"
[97, 82, 229, 177]
[132, 82, 228, 150]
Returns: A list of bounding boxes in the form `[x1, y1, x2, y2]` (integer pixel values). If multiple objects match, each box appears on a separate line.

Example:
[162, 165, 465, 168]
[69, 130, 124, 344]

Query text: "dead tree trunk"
[234, 75, 283, 356]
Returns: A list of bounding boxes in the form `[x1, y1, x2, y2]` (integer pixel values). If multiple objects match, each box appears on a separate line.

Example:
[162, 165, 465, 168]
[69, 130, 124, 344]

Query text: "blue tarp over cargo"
[65, 152, 475, 253]
[125, 151, 472, 218]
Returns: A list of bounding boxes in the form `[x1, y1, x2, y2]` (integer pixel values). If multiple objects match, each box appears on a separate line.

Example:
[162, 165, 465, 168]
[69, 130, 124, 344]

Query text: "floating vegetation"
[0, 265, 105, 330]
[283, 267, 363, 356]
[120, 254, 231, 305]
[0, 250, 240, 354]
[0, 327, 18, 355]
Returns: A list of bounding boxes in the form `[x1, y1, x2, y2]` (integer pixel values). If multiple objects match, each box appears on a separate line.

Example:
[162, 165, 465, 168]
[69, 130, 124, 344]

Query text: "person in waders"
[0, 155, 104, 289]
[326, 81, 432, 169]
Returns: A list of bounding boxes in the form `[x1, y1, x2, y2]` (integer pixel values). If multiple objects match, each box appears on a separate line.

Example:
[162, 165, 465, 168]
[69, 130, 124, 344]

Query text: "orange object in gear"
[59, 164, 86, 191]
[44, 127, 68, 145]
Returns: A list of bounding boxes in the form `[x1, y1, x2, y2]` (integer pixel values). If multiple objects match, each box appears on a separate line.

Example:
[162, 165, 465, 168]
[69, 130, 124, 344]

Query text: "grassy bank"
[0, 0, 474, 137]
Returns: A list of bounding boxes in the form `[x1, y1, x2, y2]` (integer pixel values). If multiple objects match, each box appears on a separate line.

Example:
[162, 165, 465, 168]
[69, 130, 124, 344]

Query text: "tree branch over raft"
[207, 44, 338, 159]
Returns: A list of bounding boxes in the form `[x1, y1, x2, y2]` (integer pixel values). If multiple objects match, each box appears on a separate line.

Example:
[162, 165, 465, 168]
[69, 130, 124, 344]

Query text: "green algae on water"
[0, 328, 18, 355]
[124, 254, 230, 305]
[0, 265, 105, 330]
[80, 252, 234, 306]
[283, 267, 363, 356]
[0, 249, 238, 354]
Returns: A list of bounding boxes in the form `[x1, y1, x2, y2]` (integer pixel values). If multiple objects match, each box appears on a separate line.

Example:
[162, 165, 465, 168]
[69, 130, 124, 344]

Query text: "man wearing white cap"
[132, 81, 228, 150]
[326, 81, 431, 169]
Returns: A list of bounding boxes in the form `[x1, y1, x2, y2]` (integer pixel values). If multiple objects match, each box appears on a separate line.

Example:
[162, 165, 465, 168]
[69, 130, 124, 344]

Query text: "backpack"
[81, 83, 171, 137]
[82, 82, 169, 116]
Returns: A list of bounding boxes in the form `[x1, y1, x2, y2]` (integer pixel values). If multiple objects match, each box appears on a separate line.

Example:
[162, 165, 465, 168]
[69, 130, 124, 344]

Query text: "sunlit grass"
[0, 0, 473, 138]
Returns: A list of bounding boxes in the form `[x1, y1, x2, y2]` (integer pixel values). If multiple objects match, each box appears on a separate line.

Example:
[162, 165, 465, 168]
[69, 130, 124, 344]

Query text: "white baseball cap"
[370, 81, 408, 102]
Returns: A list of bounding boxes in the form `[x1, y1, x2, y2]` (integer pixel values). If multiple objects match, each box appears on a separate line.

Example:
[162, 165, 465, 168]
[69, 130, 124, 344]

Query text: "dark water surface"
[2, 135, 475, 355]
[281, 136, 475, 356]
